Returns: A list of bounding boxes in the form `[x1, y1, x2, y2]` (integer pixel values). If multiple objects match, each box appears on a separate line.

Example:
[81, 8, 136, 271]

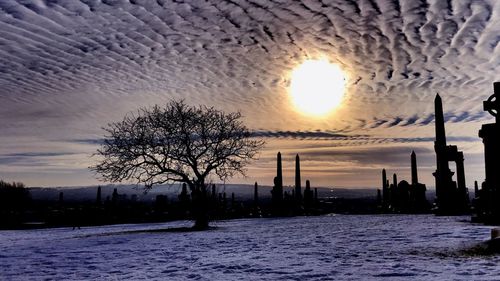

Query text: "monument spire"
[254, 182, 258, 205]
[295, 154, 301, 201]
[277, 152, 282, 188]
[434, 93, 452, 212]
[433, 93, 469, 214]
[382, 169, 388, 208]
[271, 152, 284, 207]
[382, 169, 387, 188]
[435, 94, 447, 147]
[411, 151, 418, 185]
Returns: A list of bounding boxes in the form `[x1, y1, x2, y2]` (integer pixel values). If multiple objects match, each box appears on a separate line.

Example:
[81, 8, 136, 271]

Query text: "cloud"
[0, 0, 498, 130]
[0, 151, 78, 165]
[2, 152, 75, 158]
[0, 0, 497, 186]
[297, 145, 433, 164]
[251, 130, 477, 144]
[251, 130, 358, 139]
[70, 130, 478, 147]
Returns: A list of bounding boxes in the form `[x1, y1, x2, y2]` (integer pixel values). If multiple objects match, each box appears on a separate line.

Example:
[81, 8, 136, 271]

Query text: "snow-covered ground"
[0, 215, 498, 280]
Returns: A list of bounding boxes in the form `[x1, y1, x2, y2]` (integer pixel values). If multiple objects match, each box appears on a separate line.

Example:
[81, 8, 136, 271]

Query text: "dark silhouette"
[91, 100, 264, 229]
[267, 152, 325, 215]
[112, 188, 118, 206]
[409, 151, 430, 212]
[178, 183, 190, 216]
[0, 180, 31, 228]
[0, 178, 385, 230]
[411, 151, 418, 185]
[211, 184, 217, 201]
[392, 173, 397, 195]
[433, 94, 469, 214]
[304, 179, 314, 211]
[96, 186, 102, 206]
[389, 173, 397, 208]
[253, 182, 258, 206]
[231, 192, 236, 210]
[474, 82, 500, 223]
[154, 195, 169, 214]
[395, 180, 410, 211]
[271, 152, 284, 213]
[252, 182, 262, 217]
[58, 191, 64, 206]
[222, 192, 227, 211]
[295, 154, 302, 202]
[381, 169, 389, 209]
[376, 189, 382, 207]
[380, 151, 429, 213]
[474, 181, 479, 198]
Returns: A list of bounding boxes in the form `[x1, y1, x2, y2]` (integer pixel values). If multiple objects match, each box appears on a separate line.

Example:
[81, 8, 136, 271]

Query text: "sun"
[289, 59, 347, 116]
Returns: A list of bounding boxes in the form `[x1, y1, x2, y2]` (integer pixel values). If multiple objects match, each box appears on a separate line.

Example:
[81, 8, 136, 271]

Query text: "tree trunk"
[191, 183, 210, 230]
[193, 214, 209, 230]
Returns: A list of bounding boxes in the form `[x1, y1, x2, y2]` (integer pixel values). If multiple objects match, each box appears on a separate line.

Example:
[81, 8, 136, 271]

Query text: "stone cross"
[484, 82, 500, 123]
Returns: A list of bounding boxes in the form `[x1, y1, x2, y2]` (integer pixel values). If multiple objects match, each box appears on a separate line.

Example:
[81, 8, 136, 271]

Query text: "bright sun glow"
[290, 59, 347, 116]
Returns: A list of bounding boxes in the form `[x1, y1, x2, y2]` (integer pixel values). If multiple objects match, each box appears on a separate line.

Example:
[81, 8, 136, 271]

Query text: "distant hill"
[28, 184, 396, 202]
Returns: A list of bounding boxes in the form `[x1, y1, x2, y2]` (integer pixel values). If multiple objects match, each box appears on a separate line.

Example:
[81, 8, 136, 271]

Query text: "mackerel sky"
[0, 0, 499, 188]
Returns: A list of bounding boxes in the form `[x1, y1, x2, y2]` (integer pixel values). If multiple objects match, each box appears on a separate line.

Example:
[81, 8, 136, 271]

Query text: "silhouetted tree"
[91, 100, 264, 229]
[0, 180, 30, 212]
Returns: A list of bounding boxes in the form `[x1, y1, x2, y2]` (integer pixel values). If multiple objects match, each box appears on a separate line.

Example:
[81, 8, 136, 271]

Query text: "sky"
[0, 0, 499, 189]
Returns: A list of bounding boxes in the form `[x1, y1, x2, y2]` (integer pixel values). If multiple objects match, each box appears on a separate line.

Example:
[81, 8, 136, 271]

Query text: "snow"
[1, 215, 499, 280]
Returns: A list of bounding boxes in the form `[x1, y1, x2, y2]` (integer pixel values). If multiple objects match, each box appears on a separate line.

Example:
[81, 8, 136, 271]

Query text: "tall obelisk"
[295, 154, 302, 201]
[276, 152, 283, 199]
[434, 94, 453, 209]
[411, 151, 418, 185]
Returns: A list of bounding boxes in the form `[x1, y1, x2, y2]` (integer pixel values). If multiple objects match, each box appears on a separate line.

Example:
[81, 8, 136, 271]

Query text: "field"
[1, 215, 498, 280]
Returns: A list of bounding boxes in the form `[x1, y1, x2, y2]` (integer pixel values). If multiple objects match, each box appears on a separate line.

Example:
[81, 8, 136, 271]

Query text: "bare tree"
[91, 100, 264, 229]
